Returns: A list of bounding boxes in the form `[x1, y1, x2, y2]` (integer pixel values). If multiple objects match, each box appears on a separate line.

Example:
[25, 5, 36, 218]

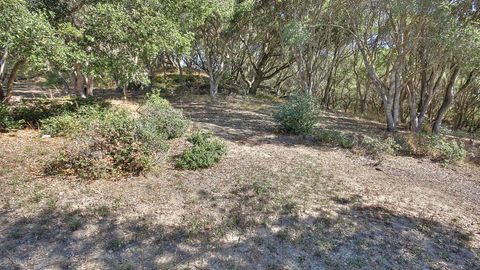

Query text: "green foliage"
[316, 129, 342, 144]
[0, 0, 64, 69]
[5, 98, 110, 130]
[396, 133, 467, 164]
[316, 129, 357, 149]
[41, 105, 108, 137]
[0, 104, 20, 131]
[361, 136, 400, 158]
[176, 130, 228, 170]
[139, 92, 189, 139]
[275, 95, 319, 135]
[47, 108, 169, 180]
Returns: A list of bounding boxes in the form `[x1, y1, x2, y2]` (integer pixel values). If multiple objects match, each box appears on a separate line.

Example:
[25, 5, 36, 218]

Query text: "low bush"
[47, 109, 169, 180]
[4, 97, 111, 130]
[176, 130, 228, 170]
[0, 104, 20, 131]
[275, 95, 319, 135]
[361, 136, 400, 158]
[41, 105, 107, 137]
[396, 133, 467, 164]
[139, 92, 189, 139]
[316, 129, 357, 149]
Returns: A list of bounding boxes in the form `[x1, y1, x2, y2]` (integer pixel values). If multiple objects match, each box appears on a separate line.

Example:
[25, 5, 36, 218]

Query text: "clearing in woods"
[1, 93, 479, 269]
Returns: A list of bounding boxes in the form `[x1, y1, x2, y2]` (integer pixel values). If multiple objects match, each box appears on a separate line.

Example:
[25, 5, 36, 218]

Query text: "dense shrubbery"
[138, 92, 189, 139]
[176, 130, 228, 170]
[41, 105, 109, 137]
[0, 104, 19, 131]
[0, 97, 111, 131]
[46, 109, 169, 180]
[361, 136, 400, 158]
[396, 133, 467, 164]
[47, 94, 187, 180]
[275, 95, 319, 135]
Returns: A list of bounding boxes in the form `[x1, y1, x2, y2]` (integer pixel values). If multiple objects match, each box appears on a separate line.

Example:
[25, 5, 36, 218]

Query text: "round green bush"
[275, 95, 319, 135]
[139, 92, 189, 139]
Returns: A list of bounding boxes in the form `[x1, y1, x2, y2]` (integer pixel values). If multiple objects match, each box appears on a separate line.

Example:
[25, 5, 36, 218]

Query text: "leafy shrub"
[316, 129, 357, 149]
[431, 138, 467, 164]
[41, 105, 109, 137]
[47, 109, 169, 180]
[176, 130, 228, 170]
[275, 95, 319, 135]
[339, 134, 357, 149]
[9, 97, 111, 130]
[139, 92, 189, 139]
[361, 136, 400, 158]
[0, 104, 20, 131]
[41, 113, 81, 137]
[396, 133, 467, 163]
[316, 129, 342, 144]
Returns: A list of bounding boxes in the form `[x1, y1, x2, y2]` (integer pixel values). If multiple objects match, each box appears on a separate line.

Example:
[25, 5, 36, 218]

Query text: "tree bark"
[432, 66, 460, 133]
[74, 65, 86, 98]
[85, 75, 94, 96]
[0, 48, 8, 99]
[209, 76, 219, 97]
[58, 72, 70, 94]
[4, 59, 26, 102]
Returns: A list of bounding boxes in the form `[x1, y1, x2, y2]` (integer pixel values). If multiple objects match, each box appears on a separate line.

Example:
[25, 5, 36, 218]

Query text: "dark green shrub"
[316, 129, 342, 144]
[0, 104, 20, 131]
[176, 130, 228, 170]
[275, 95, 319, 135]
[139, 92, 189, 139]
[10, 97, 111, 129]
[316, 129, 357, 149]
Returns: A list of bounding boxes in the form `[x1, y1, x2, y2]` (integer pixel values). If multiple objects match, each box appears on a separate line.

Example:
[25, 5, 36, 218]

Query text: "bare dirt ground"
[1, 94, 479, 269]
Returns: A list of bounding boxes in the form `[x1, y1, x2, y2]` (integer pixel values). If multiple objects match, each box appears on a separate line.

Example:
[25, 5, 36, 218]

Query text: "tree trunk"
[432, 67, 459, 133]
[249, 75, 262, 96]
[85, 76, 94, 96]
[0, 48, 7, 100]
[176, 57, 183, 76]
[209, 76, 219, 97]
[4, 59, 26, 102]
[122, 85, 128, 100]
[58, 72, 70, 94]
[74, 65, 86, 98]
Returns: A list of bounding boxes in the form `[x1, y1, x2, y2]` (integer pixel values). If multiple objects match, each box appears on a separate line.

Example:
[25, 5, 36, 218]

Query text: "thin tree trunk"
[85, 76, 94, 96]
[122, 85, 128, 100]
[432, 66, 460, 133]
[58, 72, 70, 94]
[209, 76, 219, 97]
[4, 59, 26, 102]
[74, 65, 86, 98]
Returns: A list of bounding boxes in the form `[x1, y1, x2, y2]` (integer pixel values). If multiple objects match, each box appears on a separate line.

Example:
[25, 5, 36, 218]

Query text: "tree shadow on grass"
[1, 195, 478, 269]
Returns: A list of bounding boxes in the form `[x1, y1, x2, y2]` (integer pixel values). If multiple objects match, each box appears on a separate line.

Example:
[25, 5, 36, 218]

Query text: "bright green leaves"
[0, 0, 62, 68]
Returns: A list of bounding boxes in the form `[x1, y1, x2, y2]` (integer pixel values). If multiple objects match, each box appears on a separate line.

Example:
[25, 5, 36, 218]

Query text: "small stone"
[41, 135, 51, 139]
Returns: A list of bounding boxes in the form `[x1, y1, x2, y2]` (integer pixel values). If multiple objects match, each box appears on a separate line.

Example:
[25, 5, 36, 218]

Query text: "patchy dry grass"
[1, 95, 479, 269]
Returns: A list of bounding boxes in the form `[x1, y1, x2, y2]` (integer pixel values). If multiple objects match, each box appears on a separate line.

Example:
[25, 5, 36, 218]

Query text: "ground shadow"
[1, 193, 479, 269]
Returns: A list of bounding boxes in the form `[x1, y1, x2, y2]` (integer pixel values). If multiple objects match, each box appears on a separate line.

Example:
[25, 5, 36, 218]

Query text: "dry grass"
[0, 95, 479, 269]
